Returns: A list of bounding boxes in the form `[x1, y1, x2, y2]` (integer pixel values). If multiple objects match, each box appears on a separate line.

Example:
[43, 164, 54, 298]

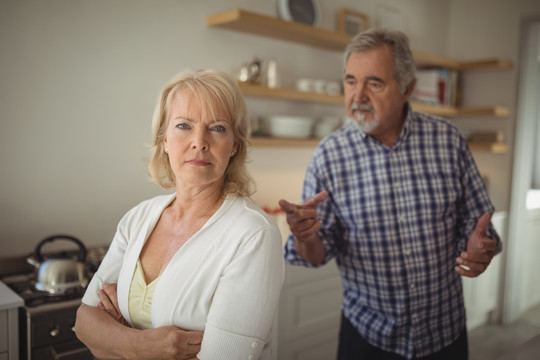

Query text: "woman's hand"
[97, 283, 129, 326]
[132, 326, 203, 360]
[76, 303, 203, 360]
[95, 283, 204, 359]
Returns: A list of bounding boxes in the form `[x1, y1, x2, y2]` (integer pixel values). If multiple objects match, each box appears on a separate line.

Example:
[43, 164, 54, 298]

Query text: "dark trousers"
[337, 313, 468, 360]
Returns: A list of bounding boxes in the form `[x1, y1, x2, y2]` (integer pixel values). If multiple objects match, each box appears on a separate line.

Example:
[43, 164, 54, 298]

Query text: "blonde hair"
[148, 69, 254, 197]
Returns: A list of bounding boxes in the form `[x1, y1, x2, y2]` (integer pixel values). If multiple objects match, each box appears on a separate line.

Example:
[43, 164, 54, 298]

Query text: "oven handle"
[51, 345, 93, 359]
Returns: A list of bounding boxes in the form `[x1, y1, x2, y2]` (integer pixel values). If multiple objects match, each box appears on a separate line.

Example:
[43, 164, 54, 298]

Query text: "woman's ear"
[230, 143, 239, 157]
[163, 138, 168, 153]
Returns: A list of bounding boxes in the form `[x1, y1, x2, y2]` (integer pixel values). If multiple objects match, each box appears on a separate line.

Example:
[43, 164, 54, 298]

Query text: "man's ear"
[403, 78, 417, 100]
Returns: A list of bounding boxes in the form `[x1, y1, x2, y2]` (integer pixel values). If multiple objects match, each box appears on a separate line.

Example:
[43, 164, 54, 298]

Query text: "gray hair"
[343, 29, 416, 93]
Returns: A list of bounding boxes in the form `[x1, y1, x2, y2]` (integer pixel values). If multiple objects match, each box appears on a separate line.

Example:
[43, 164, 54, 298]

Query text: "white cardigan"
[82, 194, 284, 360]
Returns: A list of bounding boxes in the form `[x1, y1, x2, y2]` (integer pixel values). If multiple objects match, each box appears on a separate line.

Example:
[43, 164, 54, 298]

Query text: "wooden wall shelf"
[206, 9, 350, 51]
[209, 9, 511, 154]
[240, 83, 509, 117]
[238, 82, 343, 105]
[468, 142, 508, 153]
[207, 9, 513, 71]
[410, 102, 510, 117]
[412, 51, 514, 71]
[251, 137, 508, 153]
[250, 137, 321, 147]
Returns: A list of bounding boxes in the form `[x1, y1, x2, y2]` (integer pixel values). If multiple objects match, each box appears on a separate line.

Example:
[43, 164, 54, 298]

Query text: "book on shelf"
[412, 69, 459, 107]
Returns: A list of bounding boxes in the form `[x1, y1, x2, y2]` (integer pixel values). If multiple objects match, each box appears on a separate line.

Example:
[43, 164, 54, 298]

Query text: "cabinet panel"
[285, 260, 340, 286]
[463, 211, 506, 330]
[278, 262, 342, 360]
[0, 310, 6, 353]
[521, 210, 540, 311]
[278, 327, 339, 360]
[280, 273, 342, 341]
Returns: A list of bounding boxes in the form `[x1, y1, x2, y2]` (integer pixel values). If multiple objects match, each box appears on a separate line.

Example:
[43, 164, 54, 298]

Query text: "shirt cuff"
[198, 323, 266, 360]
[81, 274, 104, 306]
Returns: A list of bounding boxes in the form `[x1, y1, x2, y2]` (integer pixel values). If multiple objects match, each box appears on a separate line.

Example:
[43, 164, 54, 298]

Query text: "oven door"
[24, 300, 95, 360]
[33, 340, 95, 360]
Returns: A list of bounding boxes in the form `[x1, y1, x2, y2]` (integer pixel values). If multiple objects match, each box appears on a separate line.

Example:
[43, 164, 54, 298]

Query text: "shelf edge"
[250, 137, 321, 147]
[238, 82, 344, 105]
[207, 9, 351, 51]
[468, 142, 508, 153]
[250, 137, 509, 153]
[207, 9, 514, 70]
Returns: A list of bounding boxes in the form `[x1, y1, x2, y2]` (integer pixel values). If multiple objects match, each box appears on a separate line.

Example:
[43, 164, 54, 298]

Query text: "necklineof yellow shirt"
[128, 259, 160, 329]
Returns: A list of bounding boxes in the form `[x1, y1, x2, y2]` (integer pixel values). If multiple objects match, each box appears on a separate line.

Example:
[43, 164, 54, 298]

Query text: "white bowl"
[314, 116, 342, 138]
[268, 115, 314, 139]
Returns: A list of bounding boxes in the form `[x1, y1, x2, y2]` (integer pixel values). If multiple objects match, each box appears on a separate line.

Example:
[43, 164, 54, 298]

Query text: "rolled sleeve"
[201, 223, 283, 359]
[81, 273, 104, 306]
[81, 207, 133, 306]
[198, 323, 267, 360]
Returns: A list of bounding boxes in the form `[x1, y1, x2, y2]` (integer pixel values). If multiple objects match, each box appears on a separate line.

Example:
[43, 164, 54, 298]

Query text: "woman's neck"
[170, 183, 225, 221]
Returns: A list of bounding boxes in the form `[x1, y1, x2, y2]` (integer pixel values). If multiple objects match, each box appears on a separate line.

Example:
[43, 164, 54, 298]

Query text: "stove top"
[0, 245, 107, 308]
[1, 272, 87, 307]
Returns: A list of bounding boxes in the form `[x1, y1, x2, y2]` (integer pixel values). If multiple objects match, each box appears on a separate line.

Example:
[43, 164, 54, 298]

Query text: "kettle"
[27, 234, 88, 295]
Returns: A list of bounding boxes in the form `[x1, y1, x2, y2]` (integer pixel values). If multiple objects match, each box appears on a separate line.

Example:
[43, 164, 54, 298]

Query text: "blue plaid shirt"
[284, 105, 502, 359]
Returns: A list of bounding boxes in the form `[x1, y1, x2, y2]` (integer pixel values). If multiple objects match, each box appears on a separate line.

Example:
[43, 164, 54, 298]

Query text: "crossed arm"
[75, 284, 202, 360]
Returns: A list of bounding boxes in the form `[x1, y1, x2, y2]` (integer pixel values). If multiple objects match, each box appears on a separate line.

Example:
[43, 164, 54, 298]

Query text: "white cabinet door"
[277, 262, 342, 360]
[0, 310, 7, 354]
[0, 308, 19, 360]
[463, 212, 506, 330]
[521, 209, 540, 311]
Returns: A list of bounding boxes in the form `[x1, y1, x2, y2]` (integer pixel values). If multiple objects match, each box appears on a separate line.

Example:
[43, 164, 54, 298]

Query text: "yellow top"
[128, 259, 160, 329]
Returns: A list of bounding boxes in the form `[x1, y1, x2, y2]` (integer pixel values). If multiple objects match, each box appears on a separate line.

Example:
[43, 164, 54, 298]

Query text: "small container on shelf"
[267, 115, 315, 139]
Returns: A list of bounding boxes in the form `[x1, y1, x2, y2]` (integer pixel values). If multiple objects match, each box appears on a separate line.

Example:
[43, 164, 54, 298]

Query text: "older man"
[279, 29, 502, 360]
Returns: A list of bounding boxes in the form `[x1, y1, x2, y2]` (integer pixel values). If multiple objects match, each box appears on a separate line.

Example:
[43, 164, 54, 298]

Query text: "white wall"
[446, 0, 540, 212]
[0, 0, 454, 256]
[446, 0, 540, 323]
[3, 0, 540, 258]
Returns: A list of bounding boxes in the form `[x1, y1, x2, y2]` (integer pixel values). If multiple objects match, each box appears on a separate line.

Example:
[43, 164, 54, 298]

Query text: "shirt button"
[251, 342, 258, 348]
[398, 215, 406, 222]
[404, 249, 411, 256]
[394, 182, 400, 188]
[410, 283, 415, 290]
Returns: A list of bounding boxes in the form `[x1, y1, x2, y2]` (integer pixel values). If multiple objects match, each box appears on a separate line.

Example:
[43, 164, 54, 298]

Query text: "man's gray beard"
[349, 111, 380, 133]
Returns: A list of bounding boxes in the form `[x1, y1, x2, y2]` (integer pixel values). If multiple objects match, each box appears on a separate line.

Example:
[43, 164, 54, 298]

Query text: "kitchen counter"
[0, 281, 23, 360]
[0, 281, 23, 310]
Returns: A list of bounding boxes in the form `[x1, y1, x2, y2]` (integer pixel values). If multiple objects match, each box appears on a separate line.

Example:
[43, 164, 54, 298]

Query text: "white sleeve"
[198, 225, 284, 360]
[81, 213, 131, 306]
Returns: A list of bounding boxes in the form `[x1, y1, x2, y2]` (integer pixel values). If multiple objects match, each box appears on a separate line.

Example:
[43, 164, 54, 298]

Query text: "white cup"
[296, 78, 315, 92]
[313, 80, 327, 94]
[266, 59, 280, 89]
[325, 81, 341, 95]
[314, 116, 343, 138]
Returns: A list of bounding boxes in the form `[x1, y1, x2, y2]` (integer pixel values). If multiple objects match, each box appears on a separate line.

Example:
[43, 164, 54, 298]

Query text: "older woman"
[75, 69, 284, 360]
